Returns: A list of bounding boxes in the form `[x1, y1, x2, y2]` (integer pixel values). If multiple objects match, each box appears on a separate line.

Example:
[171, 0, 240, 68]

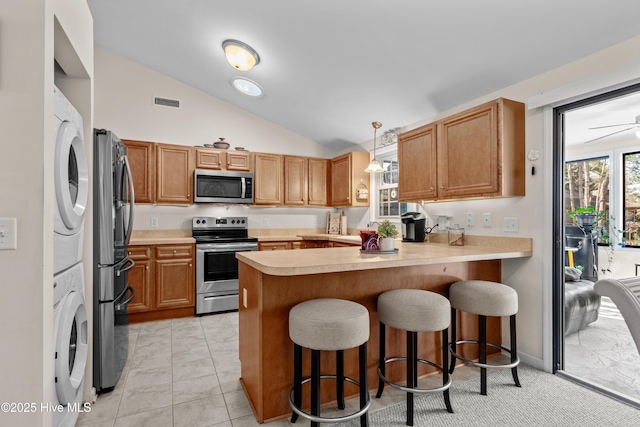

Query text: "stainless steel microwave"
[193, 169, 254, 204]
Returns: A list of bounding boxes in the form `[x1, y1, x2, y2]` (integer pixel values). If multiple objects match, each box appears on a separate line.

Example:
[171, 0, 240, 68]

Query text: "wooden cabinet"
[308, 158, 329, 206]
[122, 140, 155, 204]
[254, 153, 283, 205]
[259, 239, 357, 250]
[154, 245, 195, 309]
[259, 242, 289, 251]
[398, 98, 525, 202]
[127, 243, 195, 323]
[195, 148, 253, 172]
[156, 144, 194, 205]
[330, 152, 370, 207]
[127, 246, 153, 313]
[284, 156, 307, 206]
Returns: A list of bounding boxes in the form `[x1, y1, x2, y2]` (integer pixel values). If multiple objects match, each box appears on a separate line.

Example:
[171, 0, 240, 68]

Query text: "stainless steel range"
[192, 217, 258, 315]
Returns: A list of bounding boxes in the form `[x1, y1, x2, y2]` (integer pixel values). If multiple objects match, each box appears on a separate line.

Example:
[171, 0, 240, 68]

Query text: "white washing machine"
[54, 87, 89, 275]
[53, 262, 88, 427]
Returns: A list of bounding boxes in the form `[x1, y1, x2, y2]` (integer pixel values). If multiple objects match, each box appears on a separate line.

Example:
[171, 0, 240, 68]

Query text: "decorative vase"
[379, 237, 395, 251]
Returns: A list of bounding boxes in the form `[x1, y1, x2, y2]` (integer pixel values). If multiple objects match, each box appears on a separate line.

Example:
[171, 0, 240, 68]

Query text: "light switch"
[0, 218, 17, 250]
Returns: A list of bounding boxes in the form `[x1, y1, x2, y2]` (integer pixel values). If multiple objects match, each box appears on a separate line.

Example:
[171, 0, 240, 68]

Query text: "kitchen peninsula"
[236, 236, 532, 423]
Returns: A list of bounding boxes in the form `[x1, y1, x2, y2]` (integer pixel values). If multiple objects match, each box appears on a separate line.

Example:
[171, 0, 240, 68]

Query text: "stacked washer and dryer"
[52, 87, 89, 427]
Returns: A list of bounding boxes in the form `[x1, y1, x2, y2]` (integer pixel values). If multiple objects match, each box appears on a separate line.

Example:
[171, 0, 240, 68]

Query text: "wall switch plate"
[466, 213, 474, 227]
[504, 217, 519, 232]
[263, 218, 270, 227]
[437, 215, 450, 231]
[482, 213, 492, 227]
[150, 217, 159, 228]
[0, 218, 17, 250]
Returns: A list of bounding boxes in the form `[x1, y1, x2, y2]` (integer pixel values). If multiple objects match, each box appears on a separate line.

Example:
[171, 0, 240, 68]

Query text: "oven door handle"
[197, 243, 258, 252]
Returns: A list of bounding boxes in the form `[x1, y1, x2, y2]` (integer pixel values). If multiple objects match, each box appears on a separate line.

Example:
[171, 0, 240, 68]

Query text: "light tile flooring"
[77, 312, 480, 427]
[564, 297, 640, 402]
[78, 304, 640, 426]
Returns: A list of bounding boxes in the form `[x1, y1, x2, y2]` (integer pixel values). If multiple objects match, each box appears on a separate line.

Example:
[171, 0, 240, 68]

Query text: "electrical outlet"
[504, 217, 519, 232]
[482, 213, 492, 227]
[150, 217, 158, 228]
[466, 213, 474, 227]
[312, 217, 317, 227]
[263, 218, 270, 227]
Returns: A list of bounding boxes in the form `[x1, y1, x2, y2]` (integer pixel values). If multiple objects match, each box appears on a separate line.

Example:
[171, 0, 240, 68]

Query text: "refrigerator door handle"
[123, 153, 135, 247]
[115, 258, 135, 277]
[115, 285, 135, 311]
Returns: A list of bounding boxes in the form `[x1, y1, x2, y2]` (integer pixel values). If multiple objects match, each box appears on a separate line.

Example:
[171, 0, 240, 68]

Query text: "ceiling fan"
[585, 114, 640, 143]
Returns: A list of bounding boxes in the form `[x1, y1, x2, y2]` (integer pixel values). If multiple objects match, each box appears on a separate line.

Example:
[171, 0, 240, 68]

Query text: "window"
[623, 151, 640, 247]
[373, 148, 416, 220]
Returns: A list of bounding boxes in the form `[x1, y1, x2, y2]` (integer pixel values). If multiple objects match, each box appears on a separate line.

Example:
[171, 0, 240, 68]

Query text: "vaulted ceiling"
[87, 0, 640, 151]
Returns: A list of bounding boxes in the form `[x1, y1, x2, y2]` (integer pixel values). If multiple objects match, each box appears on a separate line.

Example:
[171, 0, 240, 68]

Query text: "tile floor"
[77, 302, 640, 427]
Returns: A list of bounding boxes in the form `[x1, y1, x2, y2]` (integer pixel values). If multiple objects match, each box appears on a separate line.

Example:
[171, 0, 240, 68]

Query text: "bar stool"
[375, 289, 453, 426]
[289, 298, 370, 427]
[448, 280, 521, 395]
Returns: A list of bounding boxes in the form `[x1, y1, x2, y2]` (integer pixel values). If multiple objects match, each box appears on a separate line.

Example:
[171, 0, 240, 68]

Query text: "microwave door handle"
[241, 177, 247, 199]
[123, 154, 135, 247]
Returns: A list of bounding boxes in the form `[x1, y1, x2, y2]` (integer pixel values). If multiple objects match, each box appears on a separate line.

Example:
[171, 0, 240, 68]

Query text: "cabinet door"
[195, 148, 225, 170]
[155, 259, 195, 309]
[126, 246, 153, 313]
[254, 153, 283, 205]
[284, 156, 308, 206]
[156, 143, 194, 205]
[227, 151, 253, 171]
[122, 140, 155, 204]
[331, 153, 351, 206]
[398, 124, 437, 201]
[308, 158, 329, 206]
[438, 102, 499, 198]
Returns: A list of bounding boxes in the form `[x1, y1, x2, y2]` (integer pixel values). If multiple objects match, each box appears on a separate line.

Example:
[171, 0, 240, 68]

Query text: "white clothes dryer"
[53, 262, 88, 427]
[54, 87, 89, 274]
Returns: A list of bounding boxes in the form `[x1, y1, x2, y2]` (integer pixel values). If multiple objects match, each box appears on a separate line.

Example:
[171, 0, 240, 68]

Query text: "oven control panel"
[192, 216, 248, 229]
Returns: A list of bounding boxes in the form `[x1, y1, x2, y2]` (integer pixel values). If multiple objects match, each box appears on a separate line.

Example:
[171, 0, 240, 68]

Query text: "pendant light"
[365, 121, 384, 173]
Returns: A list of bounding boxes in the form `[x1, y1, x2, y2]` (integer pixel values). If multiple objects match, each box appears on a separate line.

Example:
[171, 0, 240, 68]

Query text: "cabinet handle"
[430, 187, 435, 191]
[146, 266, 149, 270]
[173, 250, 177, 254]
[128, 251, 131, 255]
[440, 185, 445, 190]
[189, 263, 192, 267]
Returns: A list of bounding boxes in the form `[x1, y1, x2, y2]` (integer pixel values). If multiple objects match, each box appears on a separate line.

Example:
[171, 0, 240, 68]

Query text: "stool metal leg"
[510, 314, 521, 387]
[448, 307, 457, 374]
[311, 349, 321, 427]
[479, 315, 487, 396]
[376, 323, 386, 398]
[359, 342, 369, 427]
[406, 330, 416, 426]
[442, 328, 453, 413]
[337, 350, 345, 409]
[291, 343, 302, 423]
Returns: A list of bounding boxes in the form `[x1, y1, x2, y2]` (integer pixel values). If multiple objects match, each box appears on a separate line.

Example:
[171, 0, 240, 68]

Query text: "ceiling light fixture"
[232, 78, 262, 97]
[365, 121, 384, 173]
[222, 39, 260, 71]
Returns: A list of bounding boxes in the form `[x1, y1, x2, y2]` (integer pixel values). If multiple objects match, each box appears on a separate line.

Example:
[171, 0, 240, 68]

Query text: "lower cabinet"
[127, 243, 195, 322]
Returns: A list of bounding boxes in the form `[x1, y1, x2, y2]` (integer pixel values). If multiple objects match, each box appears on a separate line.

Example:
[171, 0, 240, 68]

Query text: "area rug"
[337, 364, 639, 426]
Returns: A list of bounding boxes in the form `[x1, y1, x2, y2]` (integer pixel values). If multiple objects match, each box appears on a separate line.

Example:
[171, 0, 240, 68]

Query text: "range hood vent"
[153, 96, 180, 109]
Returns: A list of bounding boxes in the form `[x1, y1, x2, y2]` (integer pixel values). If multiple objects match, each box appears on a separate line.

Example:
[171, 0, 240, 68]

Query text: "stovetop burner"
[192, 216, 257, 244]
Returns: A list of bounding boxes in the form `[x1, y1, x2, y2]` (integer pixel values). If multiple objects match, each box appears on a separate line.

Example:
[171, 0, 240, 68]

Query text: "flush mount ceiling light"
[222, 39, 260, 71]
[232, 78, 262, 97]
[365, 121, 384, 173]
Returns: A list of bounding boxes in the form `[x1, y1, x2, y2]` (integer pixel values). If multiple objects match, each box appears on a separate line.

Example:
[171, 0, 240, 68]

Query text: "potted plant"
[377, 220, 399, 251]
[568, 206, 605, 227]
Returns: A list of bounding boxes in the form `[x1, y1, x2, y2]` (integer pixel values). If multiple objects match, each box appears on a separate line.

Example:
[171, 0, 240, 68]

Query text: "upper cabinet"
[156, 143, 194, 205]
[398, 98, 525, 202]
[283, 156, 329, 206]
[195, 147, 253, 172]
[254, 153, 283, 205]
[123, 139, 155, 204]
[330, 151, 370, 207]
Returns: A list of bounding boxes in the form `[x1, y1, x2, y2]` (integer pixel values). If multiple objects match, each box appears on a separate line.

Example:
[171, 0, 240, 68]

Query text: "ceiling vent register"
[153, 96, 180, 109]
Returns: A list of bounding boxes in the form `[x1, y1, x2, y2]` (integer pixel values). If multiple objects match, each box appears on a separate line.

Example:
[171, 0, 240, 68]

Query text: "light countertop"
[237, 237, 532, 276]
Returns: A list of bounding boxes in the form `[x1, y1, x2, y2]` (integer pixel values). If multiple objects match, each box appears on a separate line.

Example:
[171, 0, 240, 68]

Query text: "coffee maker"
[401, 212, 426, 242]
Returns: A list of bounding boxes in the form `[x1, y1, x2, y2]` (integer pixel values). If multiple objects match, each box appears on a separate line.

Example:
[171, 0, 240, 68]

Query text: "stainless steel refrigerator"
[93, 129, 136, 393]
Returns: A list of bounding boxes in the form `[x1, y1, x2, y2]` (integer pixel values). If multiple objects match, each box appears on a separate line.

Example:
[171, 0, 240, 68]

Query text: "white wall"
[361, 35, 640, 369]
[0, 0, 92, 426]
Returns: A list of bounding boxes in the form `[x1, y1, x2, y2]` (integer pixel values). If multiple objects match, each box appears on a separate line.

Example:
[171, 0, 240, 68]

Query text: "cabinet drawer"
[155, 245, 194, 259]
[259, 242, 289, 251]
[127, 246, 151, 260]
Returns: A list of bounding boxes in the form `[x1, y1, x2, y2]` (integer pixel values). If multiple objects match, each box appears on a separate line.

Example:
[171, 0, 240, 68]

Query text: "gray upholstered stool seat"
[289, 298, 370, 427]
[448, 280, 521, 395]
[376, 290, 453, 426]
